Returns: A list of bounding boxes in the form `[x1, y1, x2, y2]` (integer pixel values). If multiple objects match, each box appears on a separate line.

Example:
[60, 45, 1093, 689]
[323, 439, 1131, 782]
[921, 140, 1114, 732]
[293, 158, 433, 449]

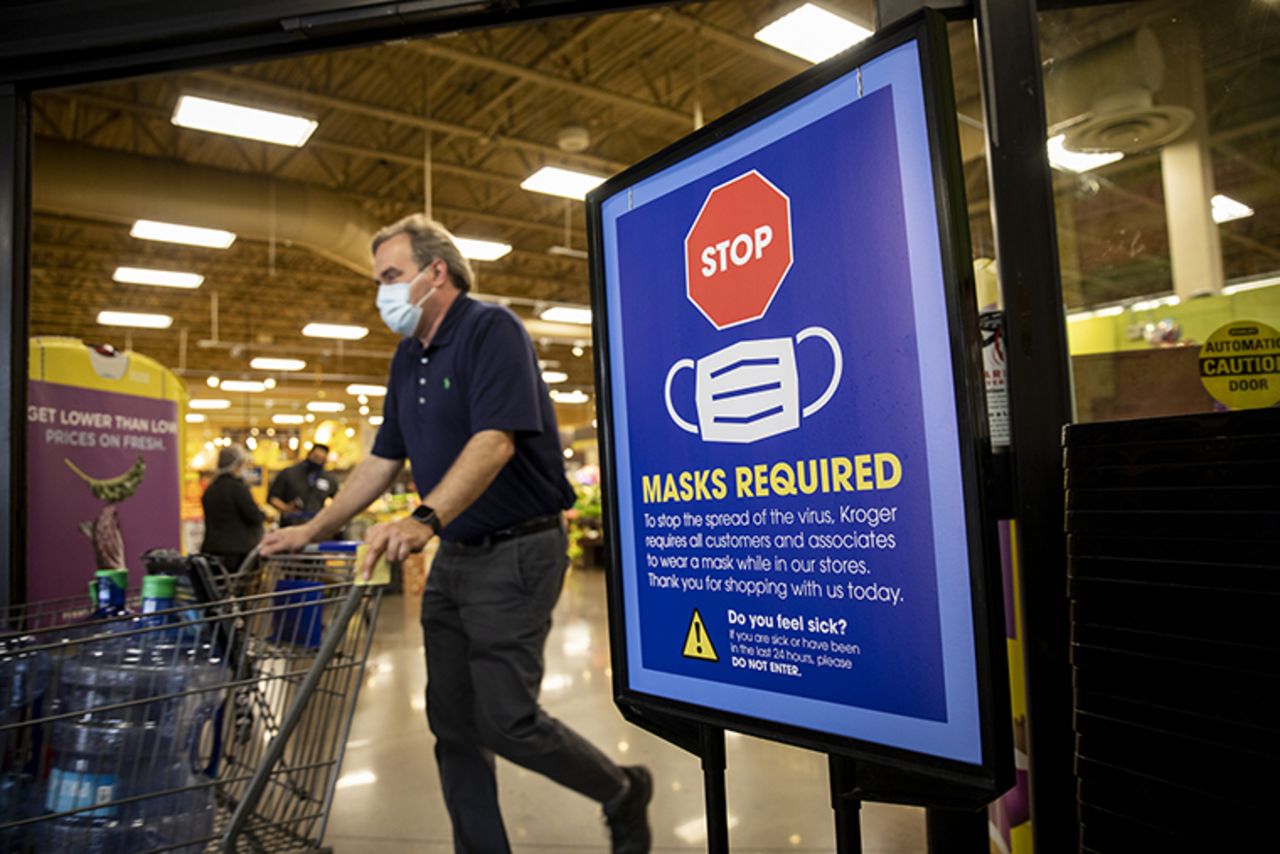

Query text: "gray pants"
[422, 526, 627, 854]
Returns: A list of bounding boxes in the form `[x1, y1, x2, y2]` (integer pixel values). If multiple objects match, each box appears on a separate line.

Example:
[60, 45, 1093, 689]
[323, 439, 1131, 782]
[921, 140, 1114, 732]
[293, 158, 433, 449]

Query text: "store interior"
[20, 0, 1278, 850]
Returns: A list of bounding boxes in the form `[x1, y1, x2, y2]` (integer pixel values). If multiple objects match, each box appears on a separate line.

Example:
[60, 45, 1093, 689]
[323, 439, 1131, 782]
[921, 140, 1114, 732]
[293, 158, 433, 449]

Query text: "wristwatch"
[411, 503, 443, 537]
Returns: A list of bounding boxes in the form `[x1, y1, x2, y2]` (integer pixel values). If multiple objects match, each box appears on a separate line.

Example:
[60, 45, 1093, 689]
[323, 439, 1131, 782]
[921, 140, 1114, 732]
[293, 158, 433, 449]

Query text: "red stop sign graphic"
[685, 170, 793, 329]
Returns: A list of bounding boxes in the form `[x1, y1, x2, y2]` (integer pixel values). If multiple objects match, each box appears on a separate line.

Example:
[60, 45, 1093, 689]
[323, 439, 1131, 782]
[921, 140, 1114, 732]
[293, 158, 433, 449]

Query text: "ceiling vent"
[1046, 27, 1194, 155]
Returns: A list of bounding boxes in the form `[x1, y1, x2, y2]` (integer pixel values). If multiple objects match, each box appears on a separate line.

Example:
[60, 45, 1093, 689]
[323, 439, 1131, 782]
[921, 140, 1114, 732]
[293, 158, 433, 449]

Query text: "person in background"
[260, 215, 652, 853]
[200, 444, 265, 574]
[267, 443, 339, 527]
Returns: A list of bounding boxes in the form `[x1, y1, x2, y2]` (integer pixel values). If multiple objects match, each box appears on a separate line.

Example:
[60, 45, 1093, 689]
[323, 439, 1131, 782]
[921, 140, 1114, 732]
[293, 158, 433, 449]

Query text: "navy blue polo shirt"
[371, 295, 575, 541]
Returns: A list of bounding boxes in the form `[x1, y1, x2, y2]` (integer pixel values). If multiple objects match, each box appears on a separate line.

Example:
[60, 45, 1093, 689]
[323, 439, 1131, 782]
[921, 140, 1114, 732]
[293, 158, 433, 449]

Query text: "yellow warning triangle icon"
[682, 609, 718, 662]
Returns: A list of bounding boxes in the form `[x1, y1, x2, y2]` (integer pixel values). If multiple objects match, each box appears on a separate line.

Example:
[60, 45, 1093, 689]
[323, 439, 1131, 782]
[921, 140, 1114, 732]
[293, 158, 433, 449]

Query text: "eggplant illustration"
[67, 455, 147, 569]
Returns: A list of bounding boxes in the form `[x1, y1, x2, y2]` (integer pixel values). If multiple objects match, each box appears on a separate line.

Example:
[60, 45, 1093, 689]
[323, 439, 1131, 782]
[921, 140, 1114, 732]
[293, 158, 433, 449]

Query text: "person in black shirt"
[267, 444, 339, 527]
[261, 215, 652, 853]
[201, 444, 265, 574]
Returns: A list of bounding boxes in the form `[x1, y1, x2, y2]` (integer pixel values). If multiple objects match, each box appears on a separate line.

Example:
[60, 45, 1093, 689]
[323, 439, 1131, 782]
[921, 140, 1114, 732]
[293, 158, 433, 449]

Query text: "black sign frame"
[586, 10, 1011, 803]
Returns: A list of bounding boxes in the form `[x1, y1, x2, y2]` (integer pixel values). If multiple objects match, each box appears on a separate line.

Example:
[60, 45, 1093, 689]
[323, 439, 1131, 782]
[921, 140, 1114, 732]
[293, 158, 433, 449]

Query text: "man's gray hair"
[371, 214, 474, 292]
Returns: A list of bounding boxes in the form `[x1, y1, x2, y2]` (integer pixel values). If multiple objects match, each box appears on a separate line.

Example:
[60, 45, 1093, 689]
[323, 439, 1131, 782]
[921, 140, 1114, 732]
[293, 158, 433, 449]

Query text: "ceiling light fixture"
[249, 357, 307, 371]
[1221, 274, 1280, 296]
[1211, 194, 1254, 224]
[541, 370, 569, 384]
[172, 94, 318, 147]
[184, 413, 207, 423]
[754, 3, 873, 64]
[454, 237, 513, 261]
[1066, 306, 1125, 322]
[1047, 134, 1123, 173]
[346, 384, 387, 397]
[539, 306, 592, 325]
[130, 219, 236, 249]
[550, 389, 590, 405]
[369, 415, 384, 427]
[219, 380, 266, 393]
[302, 323, 369, 340]
[189, 399, 231, 410]
[1129, 295, 1181, 312]
[273, 414, 306, 425]
[520, 166, 606, 200]
[307, 401, 345, 413]
[113, 266, 204, 289]
[98, 311, 173, 329]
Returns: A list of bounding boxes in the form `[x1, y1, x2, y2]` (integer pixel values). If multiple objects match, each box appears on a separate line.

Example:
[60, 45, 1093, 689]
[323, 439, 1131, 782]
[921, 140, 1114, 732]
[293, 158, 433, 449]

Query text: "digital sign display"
[589, 17, 1010, 795]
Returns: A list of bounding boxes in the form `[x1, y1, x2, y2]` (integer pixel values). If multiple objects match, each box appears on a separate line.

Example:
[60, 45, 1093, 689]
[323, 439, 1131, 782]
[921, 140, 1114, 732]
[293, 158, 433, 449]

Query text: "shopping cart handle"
[304, 540, 361, 553]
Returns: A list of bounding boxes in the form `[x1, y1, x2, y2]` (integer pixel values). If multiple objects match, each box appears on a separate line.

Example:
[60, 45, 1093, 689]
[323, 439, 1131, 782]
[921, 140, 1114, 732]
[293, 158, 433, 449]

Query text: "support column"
[0, 84, 31, 610]
[1158, 20, 1223, 299]
[974, 1, 1078, 851]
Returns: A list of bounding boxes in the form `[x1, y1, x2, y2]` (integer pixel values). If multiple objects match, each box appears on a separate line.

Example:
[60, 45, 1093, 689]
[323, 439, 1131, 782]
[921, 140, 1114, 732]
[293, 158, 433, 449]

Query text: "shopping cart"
[0, 542, 384, 853]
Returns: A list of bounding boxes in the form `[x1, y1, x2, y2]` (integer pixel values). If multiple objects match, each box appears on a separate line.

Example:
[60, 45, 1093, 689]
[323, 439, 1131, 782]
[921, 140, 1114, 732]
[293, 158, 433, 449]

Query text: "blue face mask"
[377, 280, 440, 338]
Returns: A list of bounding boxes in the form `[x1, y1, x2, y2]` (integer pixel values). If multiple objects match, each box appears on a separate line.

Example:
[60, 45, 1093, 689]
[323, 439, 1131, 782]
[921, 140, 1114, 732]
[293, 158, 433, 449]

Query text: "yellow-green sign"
[1198, 320, 1280, 409]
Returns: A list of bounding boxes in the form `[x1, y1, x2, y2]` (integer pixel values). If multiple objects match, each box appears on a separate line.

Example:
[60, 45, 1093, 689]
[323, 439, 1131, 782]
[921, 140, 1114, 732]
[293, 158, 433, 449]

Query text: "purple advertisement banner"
[27, 380, 181, 603]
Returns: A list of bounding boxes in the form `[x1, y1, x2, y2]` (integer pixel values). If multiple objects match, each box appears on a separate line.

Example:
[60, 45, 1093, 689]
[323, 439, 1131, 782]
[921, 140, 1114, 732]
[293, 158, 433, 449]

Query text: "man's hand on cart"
[260, 523, 316, 556]
[361, 517, 432, 579]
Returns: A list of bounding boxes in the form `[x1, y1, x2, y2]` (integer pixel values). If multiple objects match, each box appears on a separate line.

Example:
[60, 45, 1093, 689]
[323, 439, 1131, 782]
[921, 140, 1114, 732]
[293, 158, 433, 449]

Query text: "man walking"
[260, 215, 651, 853]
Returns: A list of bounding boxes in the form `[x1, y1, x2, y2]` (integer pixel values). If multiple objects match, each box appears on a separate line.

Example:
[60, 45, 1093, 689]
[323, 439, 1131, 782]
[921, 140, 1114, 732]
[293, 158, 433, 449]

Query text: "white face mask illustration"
[665, 326, 842, 443]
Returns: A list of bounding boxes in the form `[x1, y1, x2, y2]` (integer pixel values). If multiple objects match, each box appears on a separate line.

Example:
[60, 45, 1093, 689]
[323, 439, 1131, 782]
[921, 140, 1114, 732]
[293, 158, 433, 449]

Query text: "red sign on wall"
[684, 170, 793, 329]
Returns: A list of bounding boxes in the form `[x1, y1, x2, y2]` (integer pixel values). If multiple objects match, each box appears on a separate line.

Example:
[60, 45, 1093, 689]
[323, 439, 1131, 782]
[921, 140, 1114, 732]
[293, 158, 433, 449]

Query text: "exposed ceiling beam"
[189, 69, 627, 172]
[413, 42, 691, 125]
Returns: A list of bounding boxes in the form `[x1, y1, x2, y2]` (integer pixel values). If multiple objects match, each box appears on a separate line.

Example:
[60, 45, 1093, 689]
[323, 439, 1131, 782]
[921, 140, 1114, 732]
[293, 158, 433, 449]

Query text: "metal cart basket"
[0, 542, 383, 853]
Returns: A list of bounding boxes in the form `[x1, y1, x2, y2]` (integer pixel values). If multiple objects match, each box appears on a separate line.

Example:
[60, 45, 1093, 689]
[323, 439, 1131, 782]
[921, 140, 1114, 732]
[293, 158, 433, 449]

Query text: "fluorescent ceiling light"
[346, 384, 387, 397]
[219, 380, 266, 393]
[754, 3, 873, 64]
[302, 322, 369, 340]
[113, 266, 204, 288]
[1067, 306, 1125, 322]
[130, 219, 235, 249]
[184, 413, 207, 423]
[550, 389, 590, 404]
[454, 237, 513, 261]
[189, 399, 231, 410]
[98, 310, 173, 329]
[1222, 274, 1280, 296]
[1129, 295, 1181, 312]
[1211, 194, 1254, 224]
[539, 305, 592, 325]
[369, 415, 385, 426]
[249, 357, 307, 371]
[172, 94, 318, 147]
[541, 370, 569, 384]
[273, 414, 306, 425]
[520, 166, 606, 200]
[1047, 135, 1123, 173]
[307, 401, 345, 413]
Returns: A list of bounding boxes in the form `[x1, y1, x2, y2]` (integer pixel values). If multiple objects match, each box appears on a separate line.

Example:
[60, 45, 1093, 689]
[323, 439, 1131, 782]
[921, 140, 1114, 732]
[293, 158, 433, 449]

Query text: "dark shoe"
[604, 765, 653, 853]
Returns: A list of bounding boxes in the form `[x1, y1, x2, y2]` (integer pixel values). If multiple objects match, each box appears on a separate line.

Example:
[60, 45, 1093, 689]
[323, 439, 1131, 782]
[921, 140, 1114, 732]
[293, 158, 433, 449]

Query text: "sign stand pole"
[829, 754, 863, 854]
[699, 724, 730, 854]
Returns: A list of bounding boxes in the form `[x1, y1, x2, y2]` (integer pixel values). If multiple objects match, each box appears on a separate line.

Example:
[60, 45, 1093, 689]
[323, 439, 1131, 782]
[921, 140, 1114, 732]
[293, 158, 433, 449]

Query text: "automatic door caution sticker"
[1199, 320, 1280, 410]
[682, 609, 719, 661]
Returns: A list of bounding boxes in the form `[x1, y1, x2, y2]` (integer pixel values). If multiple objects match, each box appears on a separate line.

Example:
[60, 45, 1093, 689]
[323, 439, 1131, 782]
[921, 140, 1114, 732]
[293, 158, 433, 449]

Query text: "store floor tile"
[325, 567, 926, 853]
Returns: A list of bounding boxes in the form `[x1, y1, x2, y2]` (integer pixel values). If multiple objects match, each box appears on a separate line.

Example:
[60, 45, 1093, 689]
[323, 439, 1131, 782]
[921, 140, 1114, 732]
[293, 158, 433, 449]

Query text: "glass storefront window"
[1039, 0, 1280, 421]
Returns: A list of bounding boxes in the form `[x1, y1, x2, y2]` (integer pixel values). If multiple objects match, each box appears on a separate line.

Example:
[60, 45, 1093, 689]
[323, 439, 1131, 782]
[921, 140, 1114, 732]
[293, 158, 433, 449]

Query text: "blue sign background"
[598, 41, 984, 764]
[616, 87, 946, 722]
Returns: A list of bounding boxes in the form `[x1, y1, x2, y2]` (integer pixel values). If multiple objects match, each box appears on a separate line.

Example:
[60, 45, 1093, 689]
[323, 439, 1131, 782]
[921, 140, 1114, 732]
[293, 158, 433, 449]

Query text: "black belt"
[449, 514, 562, 548]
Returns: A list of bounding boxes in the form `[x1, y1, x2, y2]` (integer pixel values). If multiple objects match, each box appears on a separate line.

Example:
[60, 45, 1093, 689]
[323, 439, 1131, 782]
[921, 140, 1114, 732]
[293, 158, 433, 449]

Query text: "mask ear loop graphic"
[664, 359, 699, 434]
[796, 326, 843, 419]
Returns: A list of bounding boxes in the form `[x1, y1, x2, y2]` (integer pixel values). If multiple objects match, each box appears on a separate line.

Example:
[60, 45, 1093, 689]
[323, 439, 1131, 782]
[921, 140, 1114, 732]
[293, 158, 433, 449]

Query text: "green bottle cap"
[142, 574, 177, 600]
[95, 568, 129, 587]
